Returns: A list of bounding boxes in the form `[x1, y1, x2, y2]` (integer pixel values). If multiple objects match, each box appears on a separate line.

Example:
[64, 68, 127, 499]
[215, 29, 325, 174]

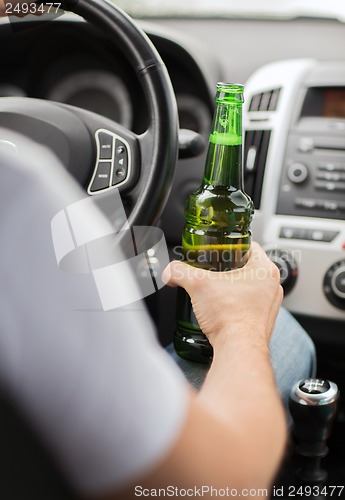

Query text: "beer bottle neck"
[203, 99, 243, 189]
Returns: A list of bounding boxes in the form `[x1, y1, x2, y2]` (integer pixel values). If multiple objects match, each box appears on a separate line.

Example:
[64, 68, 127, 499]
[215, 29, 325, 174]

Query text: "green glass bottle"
[174, 82, 254, 363]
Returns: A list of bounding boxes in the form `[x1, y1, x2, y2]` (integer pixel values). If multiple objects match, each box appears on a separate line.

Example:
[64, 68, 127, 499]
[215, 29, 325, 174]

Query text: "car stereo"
[277, 85, 345, 221]
[244, 59, 345, 321]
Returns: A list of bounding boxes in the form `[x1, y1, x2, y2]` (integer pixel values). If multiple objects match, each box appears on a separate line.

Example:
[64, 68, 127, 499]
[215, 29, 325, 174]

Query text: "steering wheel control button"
[112, 139, 128, 186]
[323, 260, 345, 310]
[266, 249, 298, 295]
[113, 168, 126, 185]
[88, 129, 131, 195]
[98, 132, 114, 160]
[90, 162, 112, 192]
[288, 162, 309, 184]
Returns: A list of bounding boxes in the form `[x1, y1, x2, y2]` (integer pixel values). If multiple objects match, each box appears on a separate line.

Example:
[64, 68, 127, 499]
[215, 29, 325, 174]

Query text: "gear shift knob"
[289, 379, 339, 485]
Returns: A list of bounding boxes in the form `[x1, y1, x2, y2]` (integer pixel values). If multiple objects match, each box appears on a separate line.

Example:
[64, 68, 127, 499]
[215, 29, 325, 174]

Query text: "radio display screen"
[301, 87, 345, 119]
[324, 88, 345, 118]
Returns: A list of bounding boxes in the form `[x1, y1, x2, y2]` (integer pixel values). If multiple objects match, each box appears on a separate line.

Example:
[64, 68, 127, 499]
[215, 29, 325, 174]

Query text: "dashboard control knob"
[288, 162, 309, 184]
[331, 266, 345, 299]
[266, 249, 298, 295]
[323, 260, 345, 309]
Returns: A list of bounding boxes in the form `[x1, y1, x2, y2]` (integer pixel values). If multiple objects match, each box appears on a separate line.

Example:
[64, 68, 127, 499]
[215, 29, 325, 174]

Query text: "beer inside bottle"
[174, 82, 254, 363]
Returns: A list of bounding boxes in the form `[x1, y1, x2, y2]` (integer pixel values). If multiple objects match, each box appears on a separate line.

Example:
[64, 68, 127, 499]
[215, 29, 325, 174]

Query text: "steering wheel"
[0, 0, 179, 228]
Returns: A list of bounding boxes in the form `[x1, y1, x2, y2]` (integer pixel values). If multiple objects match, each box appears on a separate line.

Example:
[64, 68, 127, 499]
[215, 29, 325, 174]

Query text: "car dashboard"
[1, 13, 345, 356]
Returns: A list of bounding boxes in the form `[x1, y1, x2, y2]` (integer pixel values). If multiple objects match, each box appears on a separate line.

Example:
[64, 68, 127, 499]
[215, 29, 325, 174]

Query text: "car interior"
[0, 0, 345, 497]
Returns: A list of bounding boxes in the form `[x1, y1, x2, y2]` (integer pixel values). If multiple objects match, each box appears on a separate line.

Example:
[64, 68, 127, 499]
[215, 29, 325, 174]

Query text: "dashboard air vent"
[249, 88, 281, 112]
[244, 130, 271, 209]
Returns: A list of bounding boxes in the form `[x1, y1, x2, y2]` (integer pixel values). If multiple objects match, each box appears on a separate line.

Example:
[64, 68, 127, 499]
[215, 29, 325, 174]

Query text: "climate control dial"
[266, 249, 298, 295]
[323, 260, 345, 310]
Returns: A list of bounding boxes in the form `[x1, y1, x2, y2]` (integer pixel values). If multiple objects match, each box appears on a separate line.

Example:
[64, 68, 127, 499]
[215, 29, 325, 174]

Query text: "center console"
[244, 59, 345, 320]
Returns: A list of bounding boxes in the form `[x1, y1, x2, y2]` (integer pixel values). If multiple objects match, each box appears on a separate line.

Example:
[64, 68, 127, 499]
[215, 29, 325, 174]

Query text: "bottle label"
[182, 241, 250, 272]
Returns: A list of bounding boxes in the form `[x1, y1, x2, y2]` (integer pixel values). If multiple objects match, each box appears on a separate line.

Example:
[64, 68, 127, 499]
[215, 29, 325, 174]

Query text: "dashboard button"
[280, 227, 307, 239]
[308, 230, 324, 241]
[321, 200, 338, 211]
[306, 229, 339, 242]
[315, 181, 345, 192]
[280, 226, 338, 242]
[98, 131, 114, 160]
[318, 162, 345, 172]
[295, 198, 345, 212]
[280, 227, 296, 239]
[288, 163, 308, 183]
[294, 198, 320, 209]
[90, 161, 112, 192]
[317, 172, 345, 182]
[298, 137, 314, 152]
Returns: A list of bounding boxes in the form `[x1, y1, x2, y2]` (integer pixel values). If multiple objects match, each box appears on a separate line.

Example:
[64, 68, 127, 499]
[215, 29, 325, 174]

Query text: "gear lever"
[289, 378, 339, 486]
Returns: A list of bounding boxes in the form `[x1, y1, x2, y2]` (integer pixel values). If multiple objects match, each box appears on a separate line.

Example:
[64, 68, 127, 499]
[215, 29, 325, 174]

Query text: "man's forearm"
[198, 329, 287, 489]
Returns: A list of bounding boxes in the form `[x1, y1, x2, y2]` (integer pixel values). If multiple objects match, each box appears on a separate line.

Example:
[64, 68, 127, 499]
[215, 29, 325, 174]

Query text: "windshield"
[113, 0, 345, 22]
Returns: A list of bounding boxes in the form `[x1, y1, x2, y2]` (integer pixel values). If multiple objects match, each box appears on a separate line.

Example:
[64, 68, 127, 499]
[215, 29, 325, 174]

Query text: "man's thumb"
[162, 260, 194, 288]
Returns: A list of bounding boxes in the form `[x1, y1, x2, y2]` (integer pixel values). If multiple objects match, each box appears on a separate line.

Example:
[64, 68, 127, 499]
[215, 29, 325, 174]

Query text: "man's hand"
[164, 241, 283, 349]
[108, 243, 286, 499]
[161, 242, 287, 493]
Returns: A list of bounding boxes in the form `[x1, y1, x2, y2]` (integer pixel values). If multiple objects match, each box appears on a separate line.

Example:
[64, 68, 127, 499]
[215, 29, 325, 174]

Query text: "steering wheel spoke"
[68, 104, 141, 196]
